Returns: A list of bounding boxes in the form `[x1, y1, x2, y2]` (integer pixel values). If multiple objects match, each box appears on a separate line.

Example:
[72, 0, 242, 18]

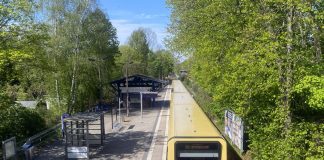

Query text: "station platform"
[34, 87, 171, 160]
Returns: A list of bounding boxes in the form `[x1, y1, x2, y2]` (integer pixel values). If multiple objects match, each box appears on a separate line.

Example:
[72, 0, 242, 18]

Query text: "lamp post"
[98, 65, 103, 108]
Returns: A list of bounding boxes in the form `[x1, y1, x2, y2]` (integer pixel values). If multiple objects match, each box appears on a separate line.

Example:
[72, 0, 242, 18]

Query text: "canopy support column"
[118, 97, 121, 123]
[140, 92, 143, 118]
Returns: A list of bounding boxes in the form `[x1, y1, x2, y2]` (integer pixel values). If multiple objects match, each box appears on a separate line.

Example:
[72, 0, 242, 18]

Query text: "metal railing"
[23, 124, 61, 147]
[20, 124, 61, 159]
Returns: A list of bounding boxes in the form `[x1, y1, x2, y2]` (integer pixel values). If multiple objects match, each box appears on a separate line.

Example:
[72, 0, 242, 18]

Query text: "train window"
[175, 142, 221, 160]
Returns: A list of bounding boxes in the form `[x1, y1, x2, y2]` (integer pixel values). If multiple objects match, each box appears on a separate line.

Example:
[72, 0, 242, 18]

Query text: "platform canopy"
[64, 112, 102, 122]
[111, 74, 164, 118]
[110, 74, 163, 94]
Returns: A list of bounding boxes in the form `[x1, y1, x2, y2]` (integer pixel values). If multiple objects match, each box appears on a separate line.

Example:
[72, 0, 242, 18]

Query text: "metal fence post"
[2, 137, 17, 160]
[86, 122, 89, 160]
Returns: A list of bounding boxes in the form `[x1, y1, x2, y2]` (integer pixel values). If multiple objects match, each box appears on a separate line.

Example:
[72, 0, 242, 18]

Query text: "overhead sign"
[225, 110, 244, 151]
[120, 87, 151, 93]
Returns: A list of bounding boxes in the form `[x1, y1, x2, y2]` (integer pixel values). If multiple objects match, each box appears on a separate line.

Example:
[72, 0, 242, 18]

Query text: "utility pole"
[98, 64, 103, 109]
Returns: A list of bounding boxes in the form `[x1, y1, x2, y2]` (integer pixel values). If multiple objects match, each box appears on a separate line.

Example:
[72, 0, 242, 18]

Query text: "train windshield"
[175, 142, 220, 160]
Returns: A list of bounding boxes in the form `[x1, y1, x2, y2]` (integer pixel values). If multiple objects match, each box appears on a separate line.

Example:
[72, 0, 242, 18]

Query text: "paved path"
[35, 87, 171, 160]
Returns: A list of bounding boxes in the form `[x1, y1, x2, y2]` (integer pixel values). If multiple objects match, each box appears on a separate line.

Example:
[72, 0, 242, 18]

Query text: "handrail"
[23, 124, 60, 147]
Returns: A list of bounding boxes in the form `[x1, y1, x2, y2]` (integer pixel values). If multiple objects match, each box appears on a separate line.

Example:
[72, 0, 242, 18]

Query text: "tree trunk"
[309, 1, 322, 63]
[312, 24, 322, 63]
[55, 70, 61, 107]
[67, 32, 80, 114]
[283, 2, 294, 132]
[53, 16, 61, 109]
[68, 59, 77, 114]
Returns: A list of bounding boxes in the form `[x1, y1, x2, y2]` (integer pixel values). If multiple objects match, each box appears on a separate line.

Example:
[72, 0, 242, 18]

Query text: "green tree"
[167, 0, 323, 159]
[127, 28, 150, 74]
[42, 0, 119, 114]
[0, 0, 47, 97]
[81, 8, 119, 106]
[115, 45, 138, 76]
[0, 0, 121, 143]
[148, 50, 175, 79]
[0, 0, 53, 143]
[0, 105, 46, 142]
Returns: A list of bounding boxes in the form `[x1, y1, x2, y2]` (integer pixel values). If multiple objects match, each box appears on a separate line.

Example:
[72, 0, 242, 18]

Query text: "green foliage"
[148, 50, 175, 79]
[294, 76, 324, 110]
[0, 105, 46, 142]
[0, 0, 50, 144]
[117, 29, 175, 79]
[127, 28, 150, 74]
[115, 45, 143, 76]
[0, 0, 120, 143]
[0, 0, 47, 93]
[168, 0, 323, 159]
[0, 93, 14, 110]
[42, 0, 119, 114]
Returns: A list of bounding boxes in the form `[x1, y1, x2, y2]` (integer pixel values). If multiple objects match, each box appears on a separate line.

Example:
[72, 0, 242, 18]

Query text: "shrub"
[0, 104, 47, 142]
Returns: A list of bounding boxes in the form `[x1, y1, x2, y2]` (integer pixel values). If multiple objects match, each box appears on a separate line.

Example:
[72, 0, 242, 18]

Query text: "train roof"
[169, 80, 222, 139]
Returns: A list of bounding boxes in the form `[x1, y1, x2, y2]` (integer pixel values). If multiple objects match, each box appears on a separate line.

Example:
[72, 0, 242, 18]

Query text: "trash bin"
[22, 143, 34, 160]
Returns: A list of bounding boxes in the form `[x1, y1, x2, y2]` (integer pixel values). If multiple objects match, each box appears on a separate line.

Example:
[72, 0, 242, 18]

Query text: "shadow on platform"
[90, 131, 152, 159]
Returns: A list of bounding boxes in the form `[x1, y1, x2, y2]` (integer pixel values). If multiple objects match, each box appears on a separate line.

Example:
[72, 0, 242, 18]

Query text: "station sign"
[225, 110, 244, 151]
[67, 146, 88, 159]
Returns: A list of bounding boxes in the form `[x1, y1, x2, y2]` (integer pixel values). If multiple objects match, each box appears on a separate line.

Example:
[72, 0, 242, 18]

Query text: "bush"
[0, 104, 47, 142]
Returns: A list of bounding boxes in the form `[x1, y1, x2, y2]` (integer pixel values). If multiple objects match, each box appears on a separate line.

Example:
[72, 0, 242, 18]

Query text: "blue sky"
[99, 0, 170, 49]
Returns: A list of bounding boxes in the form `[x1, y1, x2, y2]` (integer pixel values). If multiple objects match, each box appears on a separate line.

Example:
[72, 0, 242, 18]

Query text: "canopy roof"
[110, 74, 163, 93]
[64, 112, 102, 122]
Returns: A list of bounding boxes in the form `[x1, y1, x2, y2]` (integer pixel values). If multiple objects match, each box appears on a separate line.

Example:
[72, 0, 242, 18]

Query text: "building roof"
[16, 101, 38, 109]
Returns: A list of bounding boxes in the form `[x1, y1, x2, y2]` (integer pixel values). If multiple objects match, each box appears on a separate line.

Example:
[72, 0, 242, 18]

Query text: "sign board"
[61, 113, 70, 130]
[225, 110, 244, 151]
[2, 137, 17, 160]
[120, 87, 151, 93]
[67, 147, 88, 159]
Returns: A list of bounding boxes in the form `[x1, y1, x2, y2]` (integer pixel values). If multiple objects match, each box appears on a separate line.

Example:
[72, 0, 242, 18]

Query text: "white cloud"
[136, 13, 166, 19]
[107, 9, 169, 49]
[111, 19, 168, 49]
